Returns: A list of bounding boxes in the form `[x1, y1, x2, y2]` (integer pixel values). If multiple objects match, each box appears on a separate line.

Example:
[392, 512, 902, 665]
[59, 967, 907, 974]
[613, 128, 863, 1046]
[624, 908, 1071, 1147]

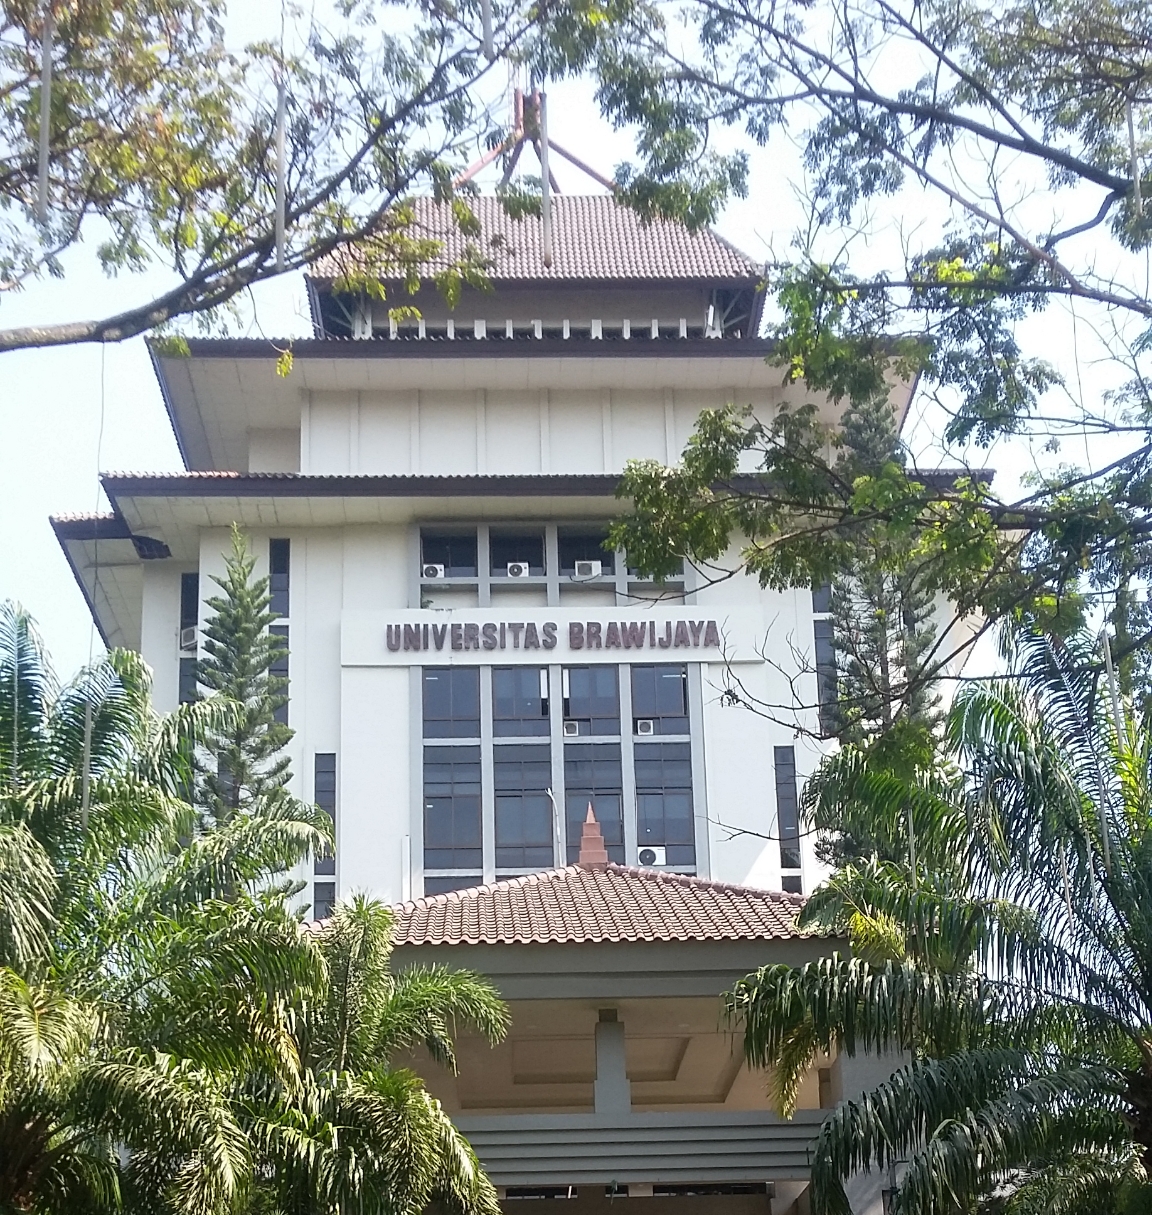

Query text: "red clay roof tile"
[389, 864, 811, 946]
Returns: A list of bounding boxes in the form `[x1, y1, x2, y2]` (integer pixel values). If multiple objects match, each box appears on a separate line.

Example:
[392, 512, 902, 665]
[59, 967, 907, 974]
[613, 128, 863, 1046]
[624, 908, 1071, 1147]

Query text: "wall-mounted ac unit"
[179, 626, 197, 652]
[638, 846, 666, 866]
[574, 559, 602, 579]
[422, 563, 446, 579]
[507, 562, 531, 578]
[562, 720, 580, 737]
[635, 718, 656, 737]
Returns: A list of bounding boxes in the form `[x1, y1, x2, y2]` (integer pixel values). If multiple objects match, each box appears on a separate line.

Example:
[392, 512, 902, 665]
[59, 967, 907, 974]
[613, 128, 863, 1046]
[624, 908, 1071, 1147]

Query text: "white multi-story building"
[53, 196, 915, 915]
[53, 195, 920, 1215]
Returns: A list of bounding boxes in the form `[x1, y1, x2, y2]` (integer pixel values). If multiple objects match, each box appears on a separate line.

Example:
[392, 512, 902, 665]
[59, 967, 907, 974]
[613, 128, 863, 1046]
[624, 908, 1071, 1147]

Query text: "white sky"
[0, 5, 1135, 679]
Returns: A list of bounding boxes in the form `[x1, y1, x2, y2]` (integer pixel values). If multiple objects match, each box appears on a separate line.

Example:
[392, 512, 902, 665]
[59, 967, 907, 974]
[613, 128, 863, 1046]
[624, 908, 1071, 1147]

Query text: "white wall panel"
[139, 564, 185, 712]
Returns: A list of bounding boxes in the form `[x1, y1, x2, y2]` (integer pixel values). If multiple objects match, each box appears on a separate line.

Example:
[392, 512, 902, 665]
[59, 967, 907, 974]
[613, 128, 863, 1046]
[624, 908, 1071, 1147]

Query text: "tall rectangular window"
[178, 657, 198, 705]
[423, 746, 482, 869]
[422, 668, 480, 738]
[421, 530, 478, 578]
[775, 745, 802, 882]
[564, 743, 624, 863]
[314, 753, 336, 876]
[562, 666, 620, 736]
[269, 624, 289, 726]
[494, 744, 554, 868]
[490, 530, 545, 576]
[313, 881, 336, 920]
[180, 572, 199, 632]
[493, 667, 549, 737]
[269, 538, 290, 617]
[631, 665, 689, 735]
[813, 584, 836, 736]
[634, 742, 694, 865]
[558, 529, 615, 575]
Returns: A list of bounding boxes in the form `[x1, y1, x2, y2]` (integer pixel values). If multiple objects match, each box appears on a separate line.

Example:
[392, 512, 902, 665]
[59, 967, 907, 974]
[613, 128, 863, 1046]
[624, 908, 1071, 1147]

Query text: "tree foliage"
[0, 601, 506, 1215]
[196, 526, 293, 827]
[726, 627, 1152, 1213]
[0, 0, 557, 352]
[548, 0, 1152, 709]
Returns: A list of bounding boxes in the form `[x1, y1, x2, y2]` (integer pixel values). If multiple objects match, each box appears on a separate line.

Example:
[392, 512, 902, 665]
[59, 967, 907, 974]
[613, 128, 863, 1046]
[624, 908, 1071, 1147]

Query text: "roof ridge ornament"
[577, 804, 610, 870]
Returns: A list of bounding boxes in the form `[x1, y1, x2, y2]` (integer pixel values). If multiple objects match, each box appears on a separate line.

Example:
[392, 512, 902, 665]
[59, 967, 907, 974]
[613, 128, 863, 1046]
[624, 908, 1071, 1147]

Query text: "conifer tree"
[815, 393, 943, 866]
[196, 526, 293, 826]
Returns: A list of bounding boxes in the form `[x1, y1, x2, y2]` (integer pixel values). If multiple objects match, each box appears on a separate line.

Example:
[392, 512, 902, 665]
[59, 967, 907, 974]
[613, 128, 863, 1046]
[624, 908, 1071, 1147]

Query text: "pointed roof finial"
[577, 802, 610, 870]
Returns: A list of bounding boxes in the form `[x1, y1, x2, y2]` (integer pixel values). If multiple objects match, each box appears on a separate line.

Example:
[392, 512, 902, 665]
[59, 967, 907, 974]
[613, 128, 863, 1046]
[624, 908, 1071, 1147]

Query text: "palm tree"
[728, 627, 1152, 1214]
[247, 896, 509, 1215]
[0, 603, 329, 1215]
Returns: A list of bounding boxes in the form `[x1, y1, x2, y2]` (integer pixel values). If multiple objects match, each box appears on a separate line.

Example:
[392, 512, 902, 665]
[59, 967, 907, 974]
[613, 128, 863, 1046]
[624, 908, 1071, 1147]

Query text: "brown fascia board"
[100, 467, 992, 506]
[49, 515, 163, 649]
[149, 335, 779, 361]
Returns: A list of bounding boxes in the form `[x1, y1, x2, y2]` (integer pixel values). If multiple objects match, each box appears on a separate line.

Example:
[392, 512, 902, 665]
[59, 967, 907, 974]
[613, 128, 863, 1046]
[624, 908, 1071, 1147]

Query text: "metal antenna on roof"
[538, 91, 553, 267]
[35, 4, 53, 223]
[481, 0, 495, 61]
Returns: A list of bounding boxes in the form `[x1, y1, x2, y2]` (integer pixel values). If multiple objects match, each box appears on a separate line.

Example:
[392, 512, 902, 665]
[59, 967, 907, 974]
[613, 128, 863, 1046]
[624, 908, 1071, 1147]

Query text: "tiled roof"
[309, 195, 760, 284]
[389, 864, 811, 946]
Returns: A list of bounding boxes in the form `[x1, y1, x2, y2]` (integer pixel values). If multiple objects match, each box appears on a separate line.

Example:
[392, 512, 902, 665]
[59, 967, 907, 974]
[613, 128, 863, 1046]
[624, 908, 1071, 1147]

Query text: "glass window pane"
[775, 745, 801, 870]
[563, 666, 620, 736]
[424, 875, 482, 895]
[422, 531, 478, 578]
[423, 668, 480, 738]
[564, 742, 624, 863]
[423, 745, 482, 869]
[493, 667, 549, 736]
[631, 665, 688, 734]
[490, 531, 545, 576]
[558, 530, 615, 575]
[270, 539, 290, 617]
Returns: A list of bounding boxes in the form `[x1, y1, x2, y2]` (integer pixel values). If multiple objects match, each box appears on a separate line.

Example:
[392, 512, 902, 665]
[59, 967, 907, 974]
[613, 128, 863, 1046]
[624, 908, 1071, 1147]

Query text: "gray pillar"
[831, 1051, 908, 1215]
[593, 1010, 631, 1114]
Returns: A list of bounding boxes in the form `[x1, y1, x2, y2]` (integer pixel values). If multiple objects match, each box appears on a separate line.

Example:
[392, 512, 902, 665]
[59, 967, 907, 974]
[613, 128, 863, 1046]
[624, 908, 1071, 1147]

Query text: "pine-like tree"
[815, 393, 943, 865]
[196, 526, 293, 826]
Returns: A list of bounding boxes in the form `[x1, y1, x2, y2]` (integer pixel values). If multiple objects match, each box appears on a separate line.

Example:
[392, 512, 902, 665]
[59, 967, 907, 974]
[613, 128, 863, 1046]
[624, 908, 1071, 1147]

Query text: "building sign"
[342, 609, 767, 667]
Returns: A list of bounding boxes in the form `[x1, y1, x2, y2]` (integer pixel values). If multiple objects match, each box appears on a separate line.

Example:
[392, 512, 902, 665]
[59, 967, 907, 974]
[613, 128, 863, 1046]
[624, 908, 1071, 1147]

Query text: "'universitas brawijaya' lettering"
[385, 619, 721, 652]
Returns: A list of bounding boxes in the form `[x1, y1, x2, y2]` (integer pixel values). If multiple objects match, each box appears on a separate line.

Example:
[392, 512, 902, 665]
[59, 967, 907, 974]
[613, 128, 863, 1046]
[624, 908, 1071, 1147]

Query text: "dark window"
[781, 874, 804, 895]
[178, 657, 197, 705]
[563, 666, 620, 736]
[564, 743, 624, 863]
[494, 744, 554, 868]
[421, 531, 478, 578]
[423, 745, 482, 868]
[180, 572, 200, 631]
[269, 539, 290, 617]
[314, 753, 336, 875]
[634, 742, 694, 865]
[631, 665, 689, 735]
[558, 530, 615, 575]
[490, 531, 545, 576]
[422, 667, 480, 738]
[493, 667, 549, 736]
[813, 618, 837, 735]
[811, 583, 832, 615]
[313, 881, 336, 920]
[424, 875, 482, 895]
[775, 745, 802, 871]
[269, 625, 289, 726]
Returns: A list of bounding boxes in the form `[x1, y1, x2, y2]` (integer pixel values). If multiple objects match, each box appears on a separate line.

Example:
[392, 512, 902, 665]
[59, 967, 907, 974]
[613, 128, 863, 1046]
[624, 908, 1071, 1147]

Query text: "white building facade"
[54, 196, 913, 918]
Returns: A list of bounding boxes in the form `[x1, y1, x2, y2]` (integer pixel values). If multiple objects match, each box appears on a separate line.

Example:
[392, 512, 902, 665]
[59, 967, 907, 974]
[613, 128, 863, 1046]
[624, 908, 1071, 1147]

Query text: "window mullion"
[480, 665, 495, 883]
[620, 665, 637, 865]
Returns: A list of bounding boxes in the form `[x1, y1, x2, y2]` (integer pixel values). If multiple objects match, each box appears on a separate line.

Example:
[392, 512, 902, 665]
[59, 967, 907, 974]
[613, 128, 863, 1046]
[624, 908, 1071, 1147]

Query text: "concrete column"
[831, 1051, 908, 1215]
[593, 1010, 631, 1114]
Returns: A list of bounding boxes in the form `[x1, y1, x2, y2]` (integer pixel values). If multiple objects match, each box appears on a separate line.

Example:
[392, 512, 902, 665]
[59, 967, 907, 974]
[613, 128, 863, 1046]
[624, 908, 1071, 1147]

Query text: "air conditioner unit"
[507, 562, 531, 578]
[179, 626, 197, 651]
[638, 846, 666, 866]
[422, 563, 446, 579]
[563, 720, 580, 737]
[574, 559, 602, 579]
[635, 718, 656, 737]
